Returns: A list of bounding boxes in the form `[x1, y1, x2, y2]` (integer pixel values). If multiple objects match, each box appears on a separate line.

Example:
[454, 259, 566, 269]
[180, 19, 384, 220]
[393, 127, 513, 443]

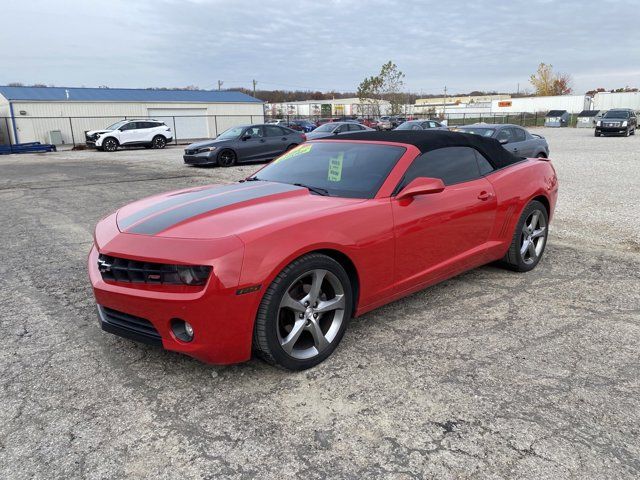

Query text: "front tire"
[152, 135, 167, 149]
[217, 149, 237, 167]
[501, 200, 549, 272]
[594, 131, 601, 137]
[102, 138, 118, 152]
[253, 253, 353, 370]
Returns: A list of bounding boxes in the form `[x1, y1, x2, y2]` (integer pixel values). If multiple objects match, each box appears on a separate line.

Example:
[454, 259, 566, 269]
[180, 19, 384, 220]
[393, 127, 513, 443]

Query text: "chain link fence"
[0, 111, 583, 148]
[0, 114, 266, 148]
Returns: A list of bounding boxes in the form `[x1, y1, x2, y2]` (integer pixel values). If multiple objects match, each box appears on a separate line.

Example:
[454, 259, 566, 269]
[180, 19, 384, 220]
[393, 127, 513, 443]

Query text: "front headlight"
[200, 146, 217, 152]
[596, 121, 601, 126]
[622, 121, 628, 127]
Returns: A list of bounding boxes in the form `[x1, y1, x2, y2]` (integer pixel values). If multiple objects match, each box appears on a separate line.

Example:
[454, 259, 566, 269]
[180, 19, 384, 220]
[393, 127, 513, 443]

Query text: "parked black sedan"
[183, 124, 306, 167]
[457, 123, 549, 158]
[595, 109, 637, 137]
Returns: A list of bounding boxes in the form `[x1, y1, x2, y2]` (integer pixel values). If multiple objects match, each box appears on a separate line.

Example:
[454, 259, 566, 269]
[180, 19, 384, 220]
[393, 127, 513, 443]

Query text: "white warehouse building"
[0, 86, 264, 146]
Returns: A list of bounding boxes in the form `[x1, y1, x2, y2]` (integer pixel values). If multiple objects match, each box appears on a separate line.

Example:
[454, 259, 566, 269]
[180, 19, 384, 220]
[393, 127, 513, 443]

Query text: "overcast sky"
[1, 0, 639, 95]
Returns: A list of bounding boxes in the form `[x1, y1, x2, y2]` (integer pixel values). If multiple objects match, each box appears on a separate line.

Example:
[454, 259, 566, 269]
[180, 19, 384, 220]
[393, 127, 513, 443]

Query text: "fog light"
[184, 322, 194, 338]
[171, 319, 194, 342]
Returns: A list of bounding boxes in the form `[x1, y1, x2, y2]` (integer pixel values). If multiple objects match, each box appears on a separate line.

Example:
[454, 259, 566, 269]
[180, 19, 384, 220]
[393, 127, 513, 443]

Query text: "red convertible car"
[89, 131, 558, 370]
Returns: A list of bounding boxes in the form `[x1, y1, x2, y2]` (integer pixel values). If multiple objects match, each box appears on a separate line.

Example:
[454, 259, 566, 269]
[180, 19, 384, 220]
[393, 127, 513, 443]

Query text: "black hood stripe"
[126, 182, 302, 235]
[119, 183, 248, 230]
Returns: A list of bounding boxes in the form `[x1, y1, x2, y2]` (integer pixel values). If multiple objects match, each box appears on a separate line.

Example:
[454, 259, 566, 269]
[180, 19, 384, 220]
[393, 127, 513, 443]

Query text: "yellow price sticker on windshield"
[274, 144, 312, 163]
[327, 153, 344, 182]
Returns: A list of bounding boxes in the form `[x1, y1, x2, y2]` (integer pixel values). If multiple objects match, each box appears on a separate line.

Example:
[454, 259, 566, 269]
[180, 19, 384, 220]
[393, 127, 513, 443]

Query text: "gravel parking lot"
[1, 128, 638, 479]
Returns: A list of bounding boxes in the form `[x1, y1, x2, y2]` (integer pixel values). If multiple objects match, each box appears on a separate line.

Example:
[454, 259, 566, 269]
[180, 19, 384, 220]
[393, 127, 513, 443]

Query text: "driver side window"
[399, 147, 484, 189]
[245, 126, 264, 138]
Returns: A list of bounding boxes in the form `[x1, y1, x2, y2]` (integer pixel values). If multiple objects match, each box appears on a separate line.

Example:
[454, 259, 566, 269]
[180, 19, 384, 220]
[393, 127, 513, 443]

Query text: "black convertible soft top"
[327, 129, 522, 169]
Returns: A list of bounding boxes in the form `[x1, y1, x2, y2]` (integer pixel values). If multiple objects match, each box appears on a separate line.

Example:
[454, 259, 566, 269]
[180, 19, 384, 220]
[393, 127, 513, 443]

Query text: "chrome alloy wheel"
[277, 269, 346, 360]
[520, 209, 547, 265]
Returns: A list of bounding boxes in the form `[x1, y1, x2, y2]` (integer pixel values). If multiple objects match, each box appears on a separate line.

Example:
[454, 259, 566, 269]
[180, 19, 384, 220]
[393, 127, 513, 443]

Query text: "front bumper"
[595, 126, 628, 135]
[88, 219, 260, 364]
[183, 153, 217, 165]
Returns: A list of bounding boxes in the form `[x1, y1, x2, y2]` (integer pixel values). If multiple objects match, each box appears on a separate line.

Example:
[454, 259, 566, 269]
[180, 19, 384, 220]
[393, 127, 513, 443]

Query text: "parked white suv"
[86, 119, 173, 151]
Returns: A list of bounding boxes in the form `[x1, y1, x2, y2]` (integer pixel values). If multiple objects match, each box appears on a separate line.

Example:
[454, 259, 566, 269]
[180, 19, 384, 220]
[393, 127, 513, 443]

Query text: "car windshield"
[251, 142, 406, 199]
[106, 120, 128, 130]
[604, 110, 630, 119]
[217, 126, 245, 140]
[313, 123, 338, 132]
[458, 127, 496, 137]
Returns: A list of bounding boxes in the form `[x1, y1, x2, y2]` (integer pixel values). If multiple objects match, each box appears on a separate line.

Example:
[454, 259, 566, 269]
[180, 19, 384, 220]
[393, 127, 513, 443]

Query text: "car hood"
[186, 137, 235, 149]
[115, 181, 364, 240]
[87, 129, 113, 136]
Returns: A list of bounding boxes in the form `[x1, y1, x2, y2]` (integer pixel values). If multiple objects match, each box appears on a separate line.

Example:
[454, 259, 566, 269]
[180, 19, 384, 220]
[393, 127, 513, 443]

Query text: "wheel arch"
[101, 136, 119, 146]
[531, 194, 550, 217]
[217, 147, 238, 161]
[248, 244, 362, 327]
[312, 248, 360, 314]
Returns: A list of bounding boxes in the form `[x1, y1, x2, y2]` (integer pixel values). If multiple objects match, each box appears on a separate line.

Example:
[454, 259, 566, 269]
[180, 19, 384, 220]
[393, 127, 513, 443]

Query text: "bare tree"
[357, 61, 405, 116]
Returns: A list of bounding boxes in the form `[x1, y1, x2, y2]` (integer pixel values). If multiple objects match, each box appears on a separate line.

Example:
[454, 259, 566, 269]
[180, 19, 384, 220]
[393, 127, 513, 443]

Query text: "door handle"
[477, 191, 493, 201]
[259, 139, 266, 143]
[281, 137, 287, 141]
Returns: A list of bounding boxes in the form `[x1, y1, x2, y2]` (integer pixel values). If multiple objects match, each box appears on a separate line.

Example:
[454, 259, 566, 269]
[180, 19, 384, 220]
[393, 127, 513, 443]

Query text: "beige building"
[0, 86, 264, 145]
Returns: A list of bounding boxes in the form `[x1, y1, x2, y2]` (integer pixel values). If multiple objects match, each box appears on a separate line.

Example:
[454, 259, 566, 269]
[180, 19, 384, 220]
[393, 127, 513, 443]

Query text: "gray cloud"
[1, 0, 638, 93]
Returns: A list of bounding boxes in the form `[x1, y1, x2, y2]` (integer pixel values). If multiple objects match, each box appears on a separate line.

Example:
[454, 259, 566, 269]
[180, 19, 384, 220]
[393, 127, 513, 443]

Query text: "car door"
[264, 125, 291, 158]
[117, 122, 140, 145]
[392, 146, 497, 293]
[237, 126, 268, 161]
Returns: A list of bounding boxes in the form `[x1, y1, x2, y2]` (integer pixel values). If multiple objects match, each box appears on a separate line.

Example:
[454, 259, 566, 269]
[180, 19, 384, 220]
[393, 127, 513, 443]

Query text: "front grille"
[99, 306, 162, 345]
[97, 254, 211, 285]
[98, 254, 178, 284]
[604, 122, 620, 127]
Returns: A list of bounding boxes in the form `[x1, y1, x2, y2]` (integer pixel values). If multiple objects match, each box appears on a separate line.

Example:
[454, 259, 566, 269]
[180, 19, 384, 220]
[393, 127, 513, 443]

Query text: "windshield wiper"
[240, 176, 263, 182]
[293, 183, 329, 196]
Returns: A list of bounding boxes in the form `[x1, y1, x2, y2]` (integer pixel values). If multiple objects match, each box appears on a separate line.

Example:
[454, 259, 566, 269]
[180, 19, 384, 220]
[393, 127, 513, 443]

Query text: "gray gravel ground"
[0, 128, 638, 479]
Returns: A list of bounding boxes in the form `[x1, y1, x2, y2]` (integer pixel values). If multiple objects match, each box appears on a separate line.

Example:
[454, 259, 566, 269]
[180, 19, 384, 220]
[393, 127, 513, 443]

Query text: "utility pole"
[443, 86, 447, 119]
[516, 82, 519, 95]
[217, 80, 223, 91]
[252, 79, 257, 97]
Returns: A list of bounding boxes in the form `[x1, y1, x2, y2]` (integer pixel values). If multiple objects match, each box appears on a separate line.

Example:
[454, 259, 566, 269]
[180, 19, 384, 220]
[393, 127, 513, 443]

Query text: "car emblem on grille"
[98, 258, 112, 273]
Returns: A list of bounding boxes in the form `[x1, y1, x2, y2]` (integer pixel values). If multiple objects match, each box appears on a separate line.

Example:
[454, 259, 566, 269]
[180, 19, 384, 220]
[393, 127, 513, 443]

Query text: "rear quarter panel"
[484, 159, 558, 260]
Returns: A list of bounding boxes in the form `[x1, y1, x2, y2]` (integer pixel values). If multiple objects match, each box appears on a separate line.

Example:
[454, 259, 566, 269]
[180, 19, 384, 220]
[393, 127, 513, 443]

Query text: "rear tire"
[285, 143, 298, 151]
[217, 149, 237, 167]
[500, 200, 549, 272]
[253, 253, 353, 370]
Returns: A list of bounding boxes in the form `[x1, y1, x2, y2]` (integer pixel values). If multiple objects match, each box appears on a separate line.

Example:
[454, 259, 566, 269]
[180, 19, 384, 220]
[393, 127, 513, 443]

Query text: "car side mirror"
[396, 177, 445, 201]
[498, 138, 509, 144]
